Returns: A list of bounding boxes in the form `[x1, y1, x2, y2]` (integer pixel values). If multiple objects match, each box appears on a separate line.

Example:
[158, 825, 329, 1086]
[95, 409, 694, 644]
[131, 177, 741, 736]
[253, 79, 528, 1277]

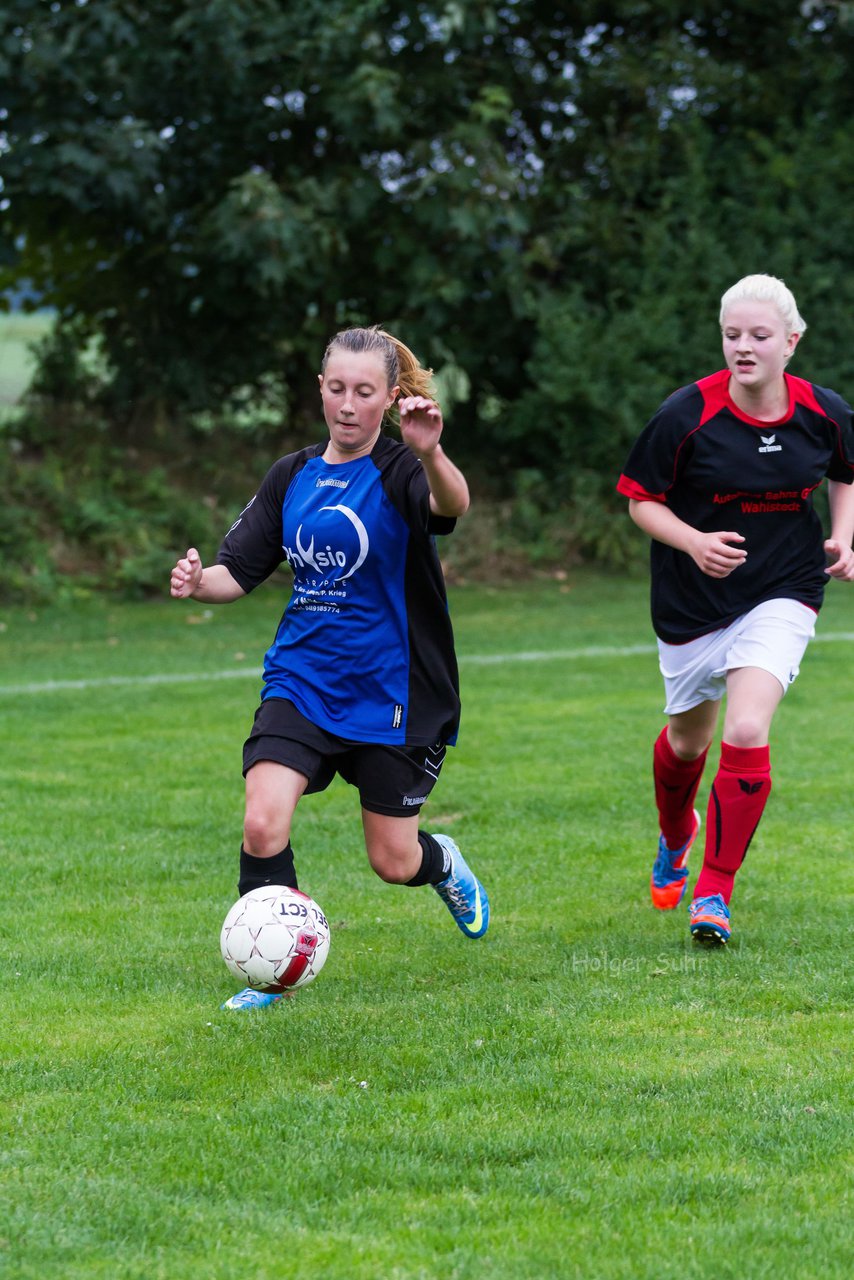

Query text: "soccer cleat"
[689, 893, 731, 944]
[221, 987, 286, 1011]
[650, 808, 701, 910]
[432, 834, 489, 939]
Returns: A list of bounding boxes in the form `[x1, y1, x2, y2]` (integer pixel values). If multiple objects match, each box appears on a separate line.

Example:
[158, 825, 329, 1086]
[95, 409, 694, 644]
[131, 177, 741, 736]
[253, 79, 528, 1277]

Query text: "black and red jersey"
[617, 369, 854, 642]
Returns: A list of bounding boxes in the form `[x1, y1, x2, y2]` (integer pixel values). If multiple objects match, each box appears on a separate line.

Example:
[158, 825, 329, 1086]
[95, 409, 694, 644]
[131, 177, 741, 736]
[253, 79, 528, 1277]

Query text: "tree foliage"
[3, 1, 854, 486]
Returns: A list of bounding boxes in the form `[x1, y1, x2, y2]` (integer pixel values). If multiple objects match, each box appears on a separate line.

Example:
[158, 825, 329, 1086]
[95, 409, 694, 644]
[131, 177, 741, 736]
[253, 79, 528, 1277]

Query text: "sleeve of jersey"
[378, 439, 457, 538]
[215, 455, 302, 593]
[616, 403, 690, 504]
[815, 387, 854, 482]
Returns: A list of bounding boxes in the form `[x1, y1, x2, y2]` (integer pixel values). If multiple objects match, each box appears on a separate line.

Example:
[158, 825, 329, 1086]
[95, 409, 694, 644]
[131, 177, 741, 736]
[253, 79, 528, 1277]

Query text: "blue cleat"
[432, 834, 489, 939]
[689, 893, 731, 944]
[221, 987, 286, 1011]
[651, 808, 701, 910]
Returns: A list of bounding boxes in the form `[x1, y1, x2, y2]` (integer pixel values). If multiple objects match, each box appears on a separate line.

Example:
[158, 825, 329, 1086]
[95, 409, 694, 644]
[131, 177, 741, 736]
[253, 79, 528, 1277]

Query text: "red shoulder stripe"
[787, 373, 825, 416]
[696, 369, 731, 426]
[616, 474, 666, 503]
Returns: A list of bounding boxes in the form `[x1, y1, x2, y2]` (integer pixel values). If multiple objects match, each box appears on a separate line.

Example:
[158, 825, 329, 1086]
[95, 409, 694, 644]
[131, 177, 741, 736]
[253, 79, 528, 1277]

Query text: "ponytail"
[321, 325, 437, 419]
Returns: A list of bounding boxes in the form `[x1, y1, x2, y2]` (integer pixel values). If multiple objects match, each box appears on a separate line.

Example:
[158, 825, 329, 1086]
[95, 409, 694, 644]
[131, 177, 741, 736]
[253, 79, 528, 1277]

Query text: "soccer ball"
[220, 885, 331, 992]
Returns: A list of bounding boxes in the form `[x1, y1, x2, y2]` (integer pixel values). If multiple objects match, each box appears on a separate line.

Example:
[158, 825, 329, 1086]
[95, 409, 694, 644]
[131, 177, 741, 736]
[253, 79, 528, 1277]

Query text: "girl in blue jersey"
[171, 327, 489, 1008]
[618, 275, 854, 944]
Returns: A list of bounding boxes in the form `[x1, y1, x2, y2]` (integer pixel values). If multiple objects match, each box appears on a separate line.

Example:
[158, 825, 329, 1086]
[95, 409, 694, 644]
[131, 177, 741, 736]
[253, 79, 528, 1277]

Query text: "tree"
[3, 0, 854, 477]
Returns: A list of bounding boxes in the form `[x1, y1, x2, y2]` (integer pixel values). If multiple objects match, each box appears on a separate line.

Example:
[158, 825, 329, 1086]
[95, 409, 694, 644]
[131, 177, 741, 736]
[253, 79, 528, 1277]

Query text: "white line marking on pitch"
[1, 632, 853, 697]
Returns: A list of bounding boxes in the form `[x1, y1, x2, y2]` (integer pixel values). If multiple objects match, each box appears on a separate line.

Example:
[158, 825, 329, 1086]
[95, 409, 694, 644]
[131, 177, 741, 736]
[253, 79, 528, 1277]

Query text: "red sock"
[695, 742, 771, 904]
[653, 727, 708, 849]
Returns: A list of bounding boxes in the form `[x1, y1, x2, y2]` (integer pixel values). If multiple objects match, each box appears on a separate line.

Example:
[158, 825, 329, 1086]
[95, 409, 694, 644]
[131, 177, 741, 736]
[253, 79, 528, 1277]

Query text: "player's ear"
[387, 384, 400, 409]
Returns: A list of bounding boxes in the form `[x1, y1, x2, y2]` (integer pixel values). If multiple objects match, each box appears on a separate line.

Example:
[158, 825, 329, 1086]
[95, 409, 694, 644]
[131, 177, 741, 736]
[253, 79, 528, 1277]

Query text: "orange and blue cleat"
[689, 893, 731, 944]
[650, 808, 701, 910]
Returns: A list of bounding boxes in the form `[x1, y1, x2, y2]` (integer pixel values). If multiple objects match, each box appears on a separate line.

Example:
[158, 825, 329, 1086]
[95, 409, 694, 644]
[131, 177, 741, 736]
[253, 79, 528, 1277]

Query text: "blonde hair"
[719, 274, 807, 337]
[321, 326, 436, 417]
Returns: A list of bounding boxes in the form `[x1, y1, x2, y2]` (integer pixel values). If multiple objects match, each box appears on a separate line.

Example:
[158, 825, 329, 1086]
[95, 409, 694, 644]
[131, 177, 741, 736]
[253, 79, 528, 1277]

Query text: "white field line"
[2, 631, 854, 698]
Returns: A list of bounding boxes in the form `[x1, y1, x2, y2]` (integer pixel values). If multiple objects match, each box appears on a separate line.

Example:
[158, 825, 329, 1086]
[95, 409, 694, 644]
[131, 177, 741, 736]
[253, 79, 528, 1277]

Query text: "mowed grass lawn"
[1, 574, 852, 1279]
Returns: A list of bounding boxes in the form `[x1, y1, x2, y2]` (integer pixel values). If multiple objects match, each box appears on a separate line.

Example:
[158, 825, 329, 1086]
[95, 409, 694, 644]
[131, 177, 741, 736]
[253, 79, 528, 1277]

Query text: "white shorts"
[658, 598, 817, 715]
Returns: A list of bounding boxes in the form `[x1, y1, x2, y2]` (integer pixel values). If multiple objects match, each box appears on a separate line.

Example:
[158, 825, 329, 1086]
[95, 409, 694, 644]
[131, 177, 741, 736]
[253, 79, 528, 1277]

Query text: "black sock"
[238, 843, 298, 896]
[405, 831, 452, 887]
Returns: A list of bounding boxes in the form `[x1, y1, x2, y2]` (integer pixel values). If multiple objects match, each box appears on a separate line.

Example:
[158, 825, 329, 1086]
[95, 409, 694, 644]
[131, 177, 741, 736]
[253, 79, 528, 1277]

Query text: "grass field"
[1, 574, 852, 1279]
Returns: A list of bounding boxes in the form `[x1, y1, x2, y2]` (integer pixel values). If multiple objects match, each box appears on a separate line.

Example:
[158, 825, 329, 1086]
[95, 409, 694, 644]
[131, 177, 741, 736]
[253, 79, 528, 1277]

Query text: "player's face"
[319, 350, 399, 459]
[722, 300, 799, 393]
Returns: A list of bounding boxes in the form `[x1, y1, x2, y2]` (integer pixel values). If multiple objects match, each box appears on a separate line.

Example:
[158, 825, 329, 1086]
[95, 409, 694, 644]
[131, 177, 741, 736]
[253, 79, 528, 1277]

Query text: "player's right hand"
[690, 531, 747, 578]
[170, 547, 203, 598]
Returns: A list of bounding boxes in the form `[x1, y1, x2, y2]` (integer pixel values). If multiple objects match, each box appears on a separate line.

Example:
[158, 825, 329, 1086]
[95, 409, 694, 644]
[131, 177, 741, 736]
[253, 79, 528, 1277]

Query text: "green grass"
[1, 574, 852, 1279]
[0, 312, 54, 405]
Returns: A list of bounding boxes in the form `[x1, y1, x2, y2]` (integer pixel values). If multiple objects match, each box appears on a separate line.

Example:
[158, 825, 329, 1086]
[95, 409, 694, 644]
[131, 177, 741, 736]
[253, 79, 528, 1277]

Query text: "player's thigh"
[244, 760, 309, 852]
[722, 667, 785, 747]
[668, 698, 721, 758]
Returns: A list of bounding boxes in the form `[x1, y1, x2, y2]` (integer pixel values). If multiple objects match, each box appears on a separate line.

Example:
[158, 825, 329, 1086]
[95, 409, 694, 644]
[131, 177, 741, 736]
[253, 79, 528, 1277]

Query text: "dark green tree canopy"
[3, 1, 854, 473]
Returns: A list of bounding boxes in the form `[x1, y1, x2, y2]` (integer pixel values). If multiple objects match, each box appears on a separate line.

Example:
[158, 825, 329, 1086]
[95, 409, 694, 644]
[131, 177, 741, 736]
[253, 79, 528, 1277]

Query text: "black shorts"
[242, 698, 447, 817]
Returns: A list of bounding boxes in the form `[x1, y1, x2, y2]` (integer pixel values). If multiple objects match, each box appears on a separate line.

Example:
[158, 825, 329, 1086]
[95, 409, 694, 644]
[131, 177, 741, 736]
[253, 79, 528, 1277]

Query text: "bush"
[0, 383, 280, 602]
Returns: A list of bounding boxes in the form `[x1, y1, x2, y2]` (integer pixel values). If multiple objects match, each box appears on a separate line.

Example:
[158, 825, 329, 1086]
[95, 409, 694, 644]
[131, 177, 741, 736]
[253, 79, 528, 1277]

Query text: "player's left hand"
[824, 538, 854, 580]
[399, 396, 443, 457]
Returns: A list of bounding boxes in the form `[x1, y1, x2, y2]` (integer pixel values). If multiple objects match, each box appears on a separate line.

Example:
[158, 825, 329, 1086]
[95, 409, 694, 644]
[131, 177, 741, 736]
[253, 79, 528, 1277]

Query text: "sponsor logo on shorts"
[402, 794, 429, 806]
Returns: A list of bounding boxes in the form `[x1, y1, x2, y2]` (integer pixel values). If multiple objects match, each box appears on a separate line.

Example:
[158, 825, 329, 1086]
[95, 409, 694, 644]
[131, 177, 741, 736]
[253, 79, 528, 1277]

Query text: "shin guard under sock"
[238, 843, 298, 897]
[654, 727, 708, 850]
[695, 742, 771, 904]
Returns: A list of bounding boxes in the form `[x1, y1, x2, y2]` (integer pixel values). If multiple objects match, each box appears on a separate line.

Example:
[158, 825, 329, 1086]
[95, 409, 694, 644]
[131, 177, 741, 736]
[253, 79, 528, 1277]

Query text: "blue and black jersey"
[617, 369, 854, 643]
[217, 433, 460, 747]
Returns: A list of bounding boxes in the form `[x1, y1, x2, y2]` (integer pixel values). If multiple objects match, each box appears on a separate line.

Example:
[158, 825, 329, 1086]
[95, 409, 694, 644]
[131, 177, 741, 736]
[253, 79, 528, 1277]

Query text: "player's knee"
[365, 837, 415, 884]
[243, 808, 290, 857]
[668, 727, 711, 760]
[723, 715, 769, 749]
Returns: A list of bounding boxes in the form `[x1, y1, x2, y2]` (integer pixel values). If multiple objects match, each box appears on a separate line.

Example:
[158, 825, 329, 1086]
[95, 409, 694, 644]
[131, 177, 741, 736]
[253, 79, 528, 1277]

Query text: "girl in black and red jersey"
[617, 274, 854, 943]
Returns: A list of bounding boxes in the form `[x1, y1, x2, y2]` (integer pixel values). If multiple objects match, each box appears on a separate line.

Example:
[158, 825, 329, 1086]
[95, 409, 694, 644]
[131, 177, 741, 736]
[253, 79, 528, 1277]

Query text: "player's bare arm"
[399, 395, 470, 517]
[824, 479, 854, 581]
[170, 547, 246, 602]
[628, 499, 747, 579]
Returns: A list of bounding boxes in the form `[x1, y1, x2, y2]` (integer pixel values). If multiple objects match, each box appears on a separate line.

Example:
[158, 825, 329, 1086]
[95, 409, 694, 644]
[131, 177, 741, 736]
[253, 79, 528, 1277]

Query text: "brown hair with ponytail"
[321, 325, 436, 420]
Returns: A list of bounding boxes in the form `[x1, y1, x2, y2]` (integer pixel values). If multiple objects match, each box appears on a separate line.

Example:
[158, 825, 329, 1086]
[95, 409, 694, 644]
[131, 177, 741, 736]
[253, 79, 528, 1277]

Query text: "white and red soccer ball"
[220, 885, 330, 993]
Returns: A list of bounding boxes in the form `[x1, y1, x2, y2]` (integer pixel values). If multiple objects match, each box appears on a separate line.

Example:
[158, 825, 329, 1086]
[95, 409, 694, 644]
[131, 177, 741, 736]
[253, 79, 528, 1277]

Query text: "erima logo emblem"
[758, 434, 782, 454]
[738, 779, 764, 795]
